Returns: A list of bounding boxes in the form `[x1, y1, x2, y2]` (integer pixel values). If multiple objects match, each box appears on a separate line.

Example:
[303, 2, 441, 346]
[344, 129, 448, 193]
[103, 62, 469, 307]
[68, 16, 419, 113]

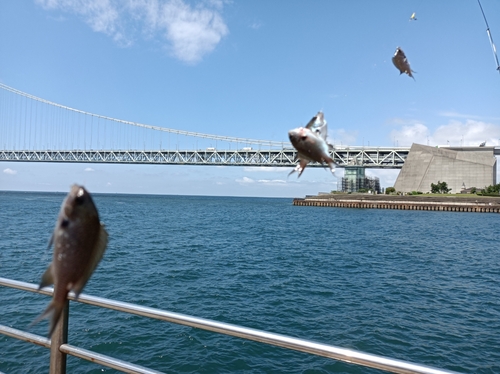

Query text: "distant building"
[394, 143, 497, 193]
[341, 166, 381, 193]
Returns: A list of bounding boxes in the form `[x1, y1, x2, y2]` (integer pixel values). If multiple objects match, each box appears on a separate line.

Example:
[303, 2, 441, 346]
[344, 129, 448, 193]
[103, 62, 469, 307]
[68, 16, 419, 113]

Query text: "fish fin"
[47, 233, 54, 250]
[38, 264, 54, 290]
[29, 299, 65, 338]
[305, 116, 317, 129]
[92, 224, 108, 272]
[71, 224, 108, 299]
[317, 124, 328, 141]
[328, 162, 336, 175]
[288, 160, 309, 178]
[324, 156, 336, 175]
[297, 160, 309, 178]
[288, 164, 301, 178]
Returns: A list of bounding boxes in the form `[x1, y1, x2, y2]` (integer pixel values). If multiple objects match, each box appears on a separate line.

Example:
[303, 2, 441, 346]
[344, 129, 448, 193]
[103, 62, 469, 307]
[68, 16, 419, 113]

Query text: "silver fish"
[288, 111, 335, 178]
[392, 47, 415, 80]
[33, 185, 108, 337]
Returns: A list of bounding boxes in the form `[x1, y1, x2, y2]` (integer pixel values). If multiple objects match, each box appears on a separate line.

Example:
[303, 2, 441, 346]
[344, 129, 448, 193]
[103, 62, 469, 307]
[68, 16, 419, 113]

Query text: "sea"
[0, 191, 499, 374]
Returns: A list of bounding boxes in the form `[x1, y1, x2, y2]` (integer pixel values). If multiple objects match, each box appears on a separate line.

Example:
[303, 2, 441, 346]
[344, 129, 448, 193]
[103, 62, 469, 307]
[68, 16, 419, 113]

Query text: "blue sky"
[1, 0, 499, 197]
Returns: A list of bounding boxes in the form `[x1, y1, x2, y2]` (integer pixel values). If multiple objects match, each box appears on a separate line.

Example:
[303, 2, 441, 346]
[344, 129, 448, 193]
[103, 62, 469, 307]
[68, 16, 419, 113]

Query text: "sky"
[1, 0, 500, 197]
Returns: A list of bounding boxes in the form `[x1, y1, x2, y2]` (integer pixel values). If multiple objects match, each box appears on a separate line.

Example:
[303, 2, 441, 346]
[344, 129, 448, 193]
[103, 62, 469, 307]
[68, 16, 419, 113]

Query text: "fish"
[32, 185, 108, 337]
[288, 111, 335, 178]
[304, 111, 327, 136]
[392, 47, 415, 80]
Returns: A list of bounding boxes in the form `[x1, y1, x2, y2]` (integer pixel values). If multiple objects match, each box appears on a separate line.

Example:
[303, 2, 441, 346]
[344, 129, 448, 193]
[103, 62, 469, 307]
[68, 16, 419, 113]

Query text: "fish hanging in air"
[31, 185, 108, 337]
[409, 12, 417, 21]
[392, 47, 416, 80]
[288, 111, 335, 178]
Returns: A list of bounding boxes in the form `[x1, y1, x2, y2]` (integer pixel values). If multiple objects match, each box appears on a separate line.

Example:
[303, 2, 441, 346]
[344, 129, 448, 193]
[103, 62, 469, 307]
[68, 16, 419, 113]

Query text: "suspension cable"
[477, 0, 500, 74]
[0, 83, 286, 147]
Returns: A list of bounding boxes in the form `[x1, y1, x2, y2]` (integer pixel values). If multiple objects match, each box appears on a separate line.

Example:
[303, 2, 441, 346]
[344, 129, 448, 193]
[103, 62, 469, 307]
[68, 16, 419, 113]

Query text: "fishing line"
[477, 0, 500, 74]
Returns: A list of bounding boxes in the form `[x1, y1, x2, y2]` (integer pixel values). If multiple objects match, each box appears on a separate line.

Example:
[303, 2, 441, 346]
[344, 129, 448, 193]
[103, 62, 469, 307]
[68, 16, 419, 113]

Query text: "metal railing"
[0, 277, 460, 374]
[0, 147, 411, 168]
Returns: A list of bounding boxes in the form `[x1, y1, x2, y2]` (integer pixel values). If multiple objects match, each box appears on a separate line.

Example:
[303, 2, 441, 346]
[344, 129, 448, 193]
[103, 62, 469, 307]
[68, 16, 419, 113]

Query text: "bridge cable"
[0, 83, 286, 147]
[477, 0, 500, 74]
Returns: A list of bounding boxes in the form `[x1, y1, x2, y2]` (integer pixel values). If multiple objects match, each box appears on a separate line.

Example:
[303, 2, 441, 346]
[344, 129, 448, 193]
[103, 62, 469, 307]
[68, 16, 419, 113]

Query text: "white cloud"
[84, 167, 95, 172]
[236, 176, 286, 186]
[36, 0, 125, 42]
[367, 169, 399, 189]
[389, 123, 429, 146]
[249, 21, 262, 30]
[438, 111, 500, 122]
[257, 179, 286, 184]
[35, 0, 229, 63]
[158, 0, 228, 63]
[330, 128, 358, 146]
[235, 176, 254, 184]
[3, 168, 17, 175]
[243, 167, 283, 173]
[390, 120, 500, 147]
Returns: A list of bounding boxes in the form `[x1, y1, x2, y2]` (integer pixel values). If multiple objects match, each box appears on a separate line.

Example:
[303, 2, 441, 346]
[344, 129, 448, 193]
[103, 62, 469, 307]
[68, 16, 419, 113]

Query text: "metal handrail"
[0, 277, 461, 374]
[0, 325, 161, 374]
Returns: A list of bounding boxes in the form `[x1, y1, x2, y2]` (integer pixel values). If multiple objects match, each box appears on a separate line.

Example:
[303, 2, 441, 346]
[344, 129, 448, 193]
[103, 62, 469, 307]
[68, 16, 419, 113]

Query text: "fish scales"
[288, 111, 335, 178]
[32, 185, 108, 337]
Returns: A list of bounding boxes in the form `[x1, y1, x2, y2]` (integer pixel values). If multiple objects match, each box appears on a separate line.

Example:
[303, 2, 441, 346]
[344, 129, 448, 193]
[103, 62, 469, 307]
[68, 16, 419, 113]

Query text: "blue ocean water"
[1, 191, 499, 373]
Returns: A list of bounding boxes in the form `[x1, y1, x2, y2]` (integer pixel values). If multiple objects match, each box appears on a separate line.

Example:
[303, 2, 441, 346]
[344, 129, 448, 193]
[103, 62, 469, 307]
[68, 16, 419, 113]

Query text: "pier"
[293, 194, 500, 213]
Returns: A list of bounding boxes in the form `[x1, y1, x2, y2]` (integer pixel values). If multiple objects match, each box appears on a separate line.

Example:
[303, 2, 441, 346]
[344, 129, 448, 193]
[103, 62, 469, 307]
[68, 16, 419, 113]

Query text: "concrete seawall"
[293, 194, 500, 213]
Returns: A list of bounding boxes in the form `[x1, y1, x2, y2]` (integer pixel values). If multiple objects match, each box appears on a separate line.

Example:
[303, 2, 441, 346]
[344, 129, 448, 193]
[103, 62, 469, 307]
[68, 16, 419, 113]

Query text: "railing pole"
[49, 300, 69, 374]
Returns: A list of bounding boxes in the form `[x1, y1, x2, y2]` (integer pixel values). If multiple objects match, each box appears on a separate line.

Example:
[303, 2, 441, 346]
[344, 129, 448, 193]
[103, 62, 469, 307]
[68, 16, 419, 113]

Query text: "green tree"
[431, 181, 451, 194]
[484, 183, 500, 194]
[385, 187, 396, 194]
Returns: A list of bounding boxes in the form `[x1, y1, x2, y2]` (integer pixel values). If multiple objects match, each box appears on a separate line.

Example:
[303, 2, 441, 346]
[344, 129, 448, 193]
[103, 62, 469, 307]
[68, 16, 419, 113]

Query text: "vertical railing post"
[49, 300, 69, 374]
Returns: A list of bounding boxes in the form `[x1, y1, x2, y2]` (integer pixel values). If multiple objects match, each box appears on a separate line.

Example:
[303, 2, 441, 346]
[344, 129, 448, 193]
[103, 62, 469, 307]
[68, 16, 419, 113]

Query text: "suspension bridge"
[0, 83, 410, 169]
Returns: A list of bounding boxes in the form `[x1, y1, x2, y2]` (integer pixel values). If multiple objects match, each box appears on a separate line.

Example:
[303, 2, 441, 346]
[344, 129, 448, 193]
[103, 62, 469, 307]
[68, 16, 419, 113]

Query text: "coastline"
[293, 193, 500, 213]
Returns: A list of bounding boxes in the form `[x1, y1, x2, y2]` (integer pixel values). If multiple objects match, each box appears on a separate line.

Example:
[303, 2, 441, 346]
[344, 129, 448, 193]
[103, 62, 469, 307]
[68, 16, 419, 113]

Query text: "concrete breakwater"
[293, 194, 500, 213]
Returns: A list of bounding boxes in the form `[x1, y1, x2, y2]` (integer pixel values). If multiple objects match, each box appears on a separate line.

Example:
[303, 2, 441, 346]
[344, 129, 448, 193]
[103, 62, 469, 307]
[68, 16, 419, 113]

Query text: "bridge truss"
[0, 82, 411, 168]
[0, 147, 410, 168]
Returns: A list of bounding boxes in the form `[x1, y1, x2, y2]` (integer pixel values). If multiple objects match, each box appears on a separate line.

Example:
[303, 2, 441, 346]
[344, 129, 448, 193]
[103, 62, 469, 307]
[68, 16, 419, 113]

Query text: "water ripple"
[1, 192, 499, 373]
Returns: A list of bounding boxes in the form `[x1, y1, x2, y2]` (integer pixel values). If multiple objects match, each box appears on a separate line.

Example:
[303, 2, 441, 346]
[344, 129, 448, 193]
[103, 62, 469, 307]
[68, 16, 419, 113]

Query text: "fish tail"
[29, 299, 66, 338]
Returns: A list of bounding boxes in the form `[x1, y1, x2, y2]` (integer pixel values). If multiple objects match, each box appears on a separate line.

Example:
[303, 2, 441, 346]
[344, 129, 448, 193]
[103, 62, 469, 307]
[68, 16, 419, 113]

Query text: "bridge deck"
[0, 148, 411, 168]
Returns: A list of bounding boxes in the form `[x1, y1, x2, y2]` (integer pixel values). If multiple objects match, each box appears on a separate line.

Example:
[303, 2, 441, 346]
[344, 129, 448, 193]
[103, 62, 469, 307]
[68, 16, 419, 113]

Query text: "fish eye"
[61, 219, 70, 228]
